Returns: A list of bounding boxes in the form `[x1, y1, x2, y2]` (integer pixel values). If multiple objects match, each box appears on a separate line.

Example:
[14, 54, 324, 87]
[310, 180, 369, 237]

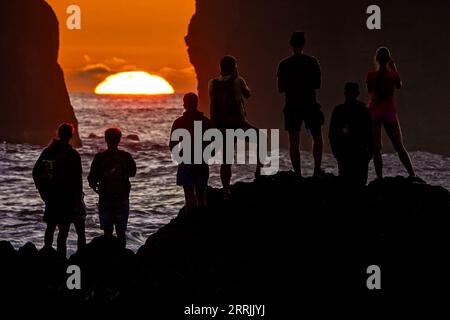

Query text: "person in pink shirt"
[366, 47, 415, 179]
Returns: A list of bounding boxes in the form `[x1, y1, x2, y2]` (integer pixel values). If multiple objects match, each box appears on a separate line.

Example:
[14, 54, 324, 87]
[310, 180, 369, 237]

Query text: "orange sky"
[46, 0, 197, 93]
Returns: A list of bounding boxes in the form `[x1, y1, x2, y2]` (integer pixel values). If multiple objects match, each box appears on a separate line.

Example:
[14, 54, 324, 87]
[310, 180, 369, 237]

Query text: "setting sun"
[95, 71, 175, 95]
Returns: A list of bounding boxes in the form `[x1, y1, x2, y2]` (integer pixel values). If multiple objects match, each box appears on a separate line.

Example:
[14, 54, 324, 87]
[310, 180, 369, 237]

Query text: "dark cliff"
[186, 0, 450, 155]
[0, 0, 81, 146]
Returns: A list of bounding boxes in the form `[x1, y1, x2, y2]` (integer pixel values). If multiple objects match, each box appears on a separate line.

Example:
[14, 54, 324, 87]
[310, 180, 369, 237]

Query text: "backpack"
[34, 148, 60, 192]
[211, 78, 242, 126]
[38, 159, 57, 185]
[100, 152, 129, 197]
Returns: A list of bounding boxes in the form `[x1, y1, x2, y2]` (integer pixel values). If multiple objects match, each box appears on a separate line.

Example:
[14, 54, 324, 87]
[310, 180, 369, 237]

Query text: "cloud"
[158, 66, 197, 93]
[77, 64, 112, 79]
[159, 66, 196, 77]
[107, 57, 128, 66]
[121, 65, 138, 71]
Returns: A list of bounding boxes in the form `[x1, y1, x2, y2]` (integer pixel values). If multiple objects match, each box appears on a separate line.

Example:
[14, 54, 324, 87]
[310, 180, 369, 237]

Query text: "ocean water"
[1, 93, 449, 254]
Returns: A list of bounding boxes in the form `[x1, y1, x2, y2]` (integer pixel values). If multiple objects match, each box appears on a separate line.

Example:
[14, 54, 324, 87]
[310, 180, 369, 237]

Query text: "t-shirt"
[88, 149, 136, 201]
[277, 53, 321, 107]
[366, 71, 401, 112]
[169, 109, 212, 165]
[208, 75, 250, 118]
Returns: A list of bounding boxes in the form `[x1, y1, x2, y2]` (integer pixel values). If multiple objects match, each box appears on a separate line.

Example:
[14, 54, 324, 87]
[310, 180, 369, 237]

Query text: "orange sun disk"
[95, 71, 175, 95]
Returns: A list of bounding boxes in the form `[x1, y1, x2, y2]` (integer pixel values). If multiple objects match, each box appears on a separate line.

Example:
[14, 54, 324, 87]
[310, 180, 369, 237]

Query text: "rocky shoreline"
[1, 172, 449, 312]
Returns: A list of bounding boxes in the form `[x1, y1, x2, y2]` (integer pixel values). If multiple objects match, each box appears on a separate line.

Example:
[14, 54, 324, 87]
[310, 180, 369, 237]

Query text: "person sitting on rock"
[88, 127, 136, 248]
[169, 93, 212, 211]
[329, 82, 374, 186]
[33, 123, 86, 257]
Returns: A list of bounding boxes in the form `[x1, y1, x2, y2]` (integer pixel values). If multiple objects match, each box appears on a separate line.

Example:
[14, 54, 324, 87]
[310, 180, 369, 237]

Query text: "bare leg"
[56, 223, 70, 257]
[384, 118, 415, 177]
[310, 127, 324, 173]
[195, 187, 207, 208]
[220, 164, 232, 198]
[288, 131, 301, 176]
[44, 223, 57, 249]
[373, 122, 383, 179]
[116, 229, 126, 249]
[74, 220, 86, 252]
[183, 186, 197, 211]
[253, 125, 264, 178]
[104, 229, 114, 238]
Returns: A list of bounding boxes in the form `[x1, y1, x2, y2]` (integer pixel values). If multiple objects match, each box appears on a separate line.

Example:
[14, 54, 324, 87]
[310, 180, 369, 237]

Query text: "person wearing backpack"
[209, 55, 263, 199]
[33, 123, 86, 257]
[329, 83, 374, 187]
[88, 127, 136, 248]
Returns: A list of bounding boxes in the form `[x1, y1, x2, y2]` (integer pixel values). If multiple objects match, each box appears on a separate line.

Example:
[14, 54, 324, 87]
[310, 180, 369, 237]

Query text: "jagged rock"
[186, 0, 450, 155]
[0, 173, 449, 310]
[0, 0, 81, 146]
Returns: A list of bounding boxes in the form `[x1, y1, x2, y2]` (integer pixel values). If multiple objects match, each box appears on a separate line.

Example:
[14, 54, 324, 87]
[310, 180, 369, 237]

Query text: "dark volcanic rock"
[186, 0, 450, 155]
[0, 173, 449, 311]
[0, 0, 81, 146]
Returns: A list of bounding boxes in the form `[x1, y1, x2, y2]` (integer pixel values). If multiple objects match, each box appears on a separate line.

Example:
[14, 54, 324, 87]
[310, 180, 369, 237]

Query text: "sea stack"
[0, 0, 81, 146]
[186, 0, 450, 155]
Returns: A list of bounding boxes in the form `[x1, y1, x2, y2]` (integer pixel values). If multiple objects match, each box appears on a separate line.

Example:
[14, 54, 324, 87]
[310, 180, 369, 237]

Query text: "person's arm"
[277, 62, 286, 93]
[127, 153, 137, 178]
[240, 77, 251, 99]
[328, 108, 340, 159]
[395, 77, 403, 90]
[32, 151, 48, 201]
[87, 154, 100, 193]
[75, 152, 83, 201]
[169, 121, 179, 151]
[32, 152, 44, 188]
[313, 59, 322, 89]
[389, 60, 402, 89]
[394, 71, 402, 89]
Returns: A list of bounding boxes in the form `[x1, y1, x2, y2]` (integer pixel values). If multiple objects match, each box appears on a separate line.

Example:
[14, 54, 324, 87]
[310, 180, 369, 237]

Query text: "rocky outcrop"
[0, 173, 449, 311]
[186, 0, 450, 155]
[0, 0, 80, 146]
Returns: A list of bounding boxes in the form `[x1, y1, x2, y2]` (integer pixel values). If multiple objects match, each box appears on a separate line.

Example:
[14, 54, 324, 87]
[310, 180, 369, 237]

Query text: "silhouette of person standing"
[209, 55, 263, 199]
[330, 83, 374, 186]
[277, 31, 325, 177]
[33, 123, 85, 257]
[88, 128, 136, 248]
[366, 47, 415, 179]
[169, 93, 212, 211]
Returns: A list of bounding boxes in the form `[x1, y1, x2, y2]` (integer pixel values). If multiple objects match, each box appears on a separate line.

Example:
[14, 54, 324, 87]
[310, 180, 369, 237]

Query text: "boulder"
[0, 173, 449, 310]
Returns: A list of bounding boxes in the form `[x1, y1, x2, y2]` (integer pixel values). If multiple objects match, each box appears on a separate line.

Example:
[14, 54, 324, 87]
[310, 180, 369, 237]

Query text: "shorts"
[215, 117, 253, 131]
[44, 200, 86, 225]
[177, 164, 209, 188]
[98, 199, 130, 232]
[284, 103, 325, 132]
[371, 111, 398, 125]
